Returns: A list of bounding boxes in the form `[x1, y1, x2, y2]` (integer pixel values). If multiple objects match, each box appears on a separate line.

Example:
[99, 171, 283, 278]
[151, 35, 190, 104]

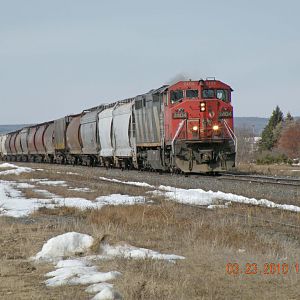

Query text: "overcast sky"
[1, 0, 299, 124]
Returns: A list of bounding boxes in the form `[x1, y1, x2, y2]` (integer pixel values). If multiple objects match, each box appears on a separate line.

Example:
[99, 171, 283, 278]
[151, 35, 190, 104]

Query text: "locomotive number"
[218, 111, 232, 118]
[173, 112, 187, 119]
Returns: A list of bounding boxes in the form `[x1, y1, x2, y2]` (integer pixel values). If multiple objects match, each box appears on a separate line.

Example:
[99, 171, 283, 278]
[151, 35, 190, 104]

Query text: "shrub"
[256, 151, 292, 165]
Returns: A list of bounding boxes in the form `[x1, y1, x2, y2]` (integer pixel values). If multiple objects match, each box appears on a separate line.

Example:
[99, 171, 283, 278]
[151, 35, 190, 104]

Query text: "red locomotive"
[161, 79, 236, 172]
[0, 78, 236, 173]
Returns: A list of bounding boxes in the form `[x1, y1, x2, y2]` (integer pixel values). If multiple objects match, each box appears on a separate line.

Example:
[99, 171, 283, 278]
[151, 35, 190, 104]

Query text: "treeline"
[236, 106, 300, 165]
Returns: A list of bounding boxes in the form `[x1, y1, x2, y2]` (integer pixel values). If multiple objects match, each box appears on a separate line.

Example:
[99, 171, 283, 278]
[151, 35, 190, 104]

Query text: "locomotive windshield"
[202, 89, 230, 102]
[186, 89, 199, 98]
[170, 90, 184, 103]
[216, 89, 228, 101]
[202, 89, 214, 98]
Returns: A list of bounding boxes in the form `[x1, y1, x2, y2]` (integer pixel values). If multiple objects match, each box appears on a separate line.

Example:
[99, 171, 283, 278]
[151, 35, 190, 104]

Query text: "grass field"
[0, 163, 299, 299]
[237, 163, 300, 177]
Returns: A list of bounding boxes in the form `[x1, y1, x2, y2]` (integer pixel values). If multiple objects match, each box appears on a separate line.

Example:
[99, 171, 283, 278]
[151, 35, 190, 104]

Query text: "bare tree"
[235, 126, 256, 164]
[277, 121, 300, 159]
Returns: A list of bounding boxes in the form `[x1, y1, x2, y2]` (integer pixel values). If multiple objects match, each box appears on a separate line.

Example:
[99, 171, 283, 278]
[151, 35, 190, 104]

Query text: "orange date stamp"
[226, 263, 299, 275]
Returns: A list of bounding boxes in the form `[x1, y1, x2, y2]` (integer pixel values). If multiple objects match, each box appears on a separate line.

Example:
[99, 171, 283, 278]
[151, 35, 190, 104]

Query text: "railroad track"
[2, 158, 300, 188]
[218, 173, 300, 187]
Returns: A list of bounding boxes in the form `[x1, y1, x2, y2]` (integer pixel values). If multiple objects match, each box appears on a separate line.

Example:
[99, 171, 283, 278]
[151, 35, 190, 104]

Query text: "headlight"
[192, 125, 198, 131]
[212, 125, 219, 131]
[200, 102, 206, 112]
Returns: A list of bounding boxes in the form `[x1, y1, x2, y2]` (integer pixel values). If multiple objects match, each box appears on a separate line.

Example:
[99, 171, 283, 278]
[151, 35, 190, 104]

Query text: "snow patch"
[208, 201, 231, 209]
[15, 182, 35, 189]
[0, 163, 34, 175]
[29, 178, 48, 182]
[93, 243, 185, 261]
[39, 180, 68, 186]
[45, 260, 121, 287]
[34, 189, 58, 198]
[86, 282, 114, 294]
[33, 233, 121, 298]
[34, 232, 94, 261]
[66, 270, 121, 286]
[56, 259, 89, 268]
[34, 232, 185, 299]
[95, 194, 145, 206]
[42, 194, 145, 211]
[0, 163, 18, 168]
[98, 176, 300, 213]
[92, 286, 122, 300]
[66, 172, 80, 175]
[0, 180, 42, 217]
[0, 180, 146, 218]
[68, 187, 92, 192]
[44, 258, 122, 298]
[99, 176, 155, 188]
[156, 184, 300, 212]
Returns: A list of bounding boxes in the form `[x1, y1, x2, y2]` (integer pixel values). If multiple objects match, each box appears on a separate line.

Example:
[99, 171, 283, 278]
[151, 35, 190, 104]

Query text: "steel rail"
[218, 173, 300, 187]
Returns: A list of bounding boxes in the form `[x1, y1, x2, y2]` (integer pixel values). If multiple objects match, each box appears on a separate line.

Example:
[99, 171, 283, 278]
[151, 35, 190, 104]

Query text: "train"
[0, 78, 236, 173]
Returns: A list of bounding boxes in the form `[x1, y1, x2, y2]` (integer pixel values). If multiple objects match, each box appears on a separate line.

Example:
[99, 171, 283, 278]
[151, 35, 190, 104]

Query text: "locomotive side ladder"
[223, 119, 237, 153]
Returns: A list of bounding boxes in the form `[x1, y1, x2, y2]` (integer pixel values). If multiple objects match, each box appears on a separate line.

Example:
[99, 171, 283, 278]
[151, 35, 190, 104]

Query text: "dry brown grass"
[0, 217, 89, 300]
[0, 166, 16, 172]
[1, 203, 300, 299]
[34, 206, 83, 217]
[237, 163, 300, 177]
[0, 162, 299, 299]
[27, 202, 300, 299]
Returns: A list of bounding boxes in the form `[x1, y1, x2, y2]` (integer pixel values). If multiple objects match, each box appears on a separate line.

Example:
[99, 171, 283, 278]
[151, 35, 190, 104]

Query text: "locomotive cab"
[163, 79, 236, 173]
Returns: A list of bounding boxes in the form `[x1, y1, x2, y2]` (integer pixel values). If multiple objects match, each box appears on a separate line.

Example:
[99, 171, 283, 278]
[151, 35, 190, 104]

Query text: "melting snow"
[66, 172, 80, 175]
[0, 163, 18, 168]
[99, 176, 155, 188]
[68, 187, 92, 192]
[34, 232, 94, 261]
[98, 176, 300, 213]
[33, 232, 183, 299]
[207, 202, 231, 209]
[39, 180, 68, 186]
[15, 182, 35, 189]
[44, 258, 122, 299]
[91, 286, 122, 300]
[0, 163, 34, 175]
[33, 232, 184, 263]
[64, 270, 121, 286]
[44, 257, 121, 287]
[86, 282, 114, 294]
[156, 185, 300, 212]
[0, 180, 41, 217]
[95, 194, 145, 206]
[1, 166, 299, 217]
[30, 178, 68, 187]
[29, 178, 48, 182]
[0, 180, 146, 218]
[93, 242, 185, 261]
[34, 189, 58, 198]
